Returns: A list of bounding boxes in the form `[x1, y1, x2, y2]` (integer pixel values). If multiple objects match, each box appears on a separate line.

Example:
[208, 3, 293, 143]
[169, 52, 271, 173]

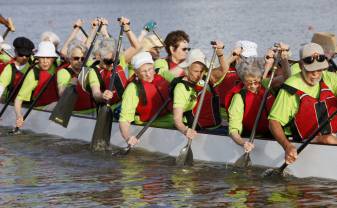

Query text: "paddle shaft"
[152, 30, 165, 47]
[0, 61, 38, 118]
[79, 26, 88, 38]
[186, 48, 218, 148]
[278, 107, 337, 172]
[14, 72, 57, 131]
[248, 57, 278, 144]
[125, 98, 171, 150]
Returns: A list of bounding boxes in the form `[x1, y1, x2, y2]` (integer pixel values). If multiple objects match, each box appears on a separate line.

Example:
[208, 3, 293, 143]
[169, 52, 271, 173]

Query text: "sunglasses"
[182, 47, 191, 52]
[72, 56, 85, 61]
[17, 53, 31, 57]
[245, 80, 261, 86]
[103, 58, 114, 65]
[302, 54, 326, 65]
[265, 55, 274, 60]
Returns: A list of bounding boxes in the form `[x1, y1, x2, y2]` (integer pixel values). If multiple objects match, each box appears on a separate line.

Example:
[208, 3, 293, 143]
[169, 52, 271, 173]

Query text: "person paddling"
[56, 42, 96, 114]
[154, 30, 190, 77]
[0, 37, 34, 101]
[172, 48, 225, 140]
[226, 44, 290, 153]
[116, 52, 173, 147]
[269, 43, 337, 165]
[14, 41, 59, 128]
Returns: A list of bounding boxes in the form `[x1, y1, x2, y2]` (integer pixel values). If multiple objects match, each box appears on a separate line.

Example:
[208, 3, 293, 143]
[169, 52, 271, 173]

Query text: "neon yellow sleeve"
[0, 64, 13, 88]
[323, 71, 337, 96]
[268, 88, 299, 126]
[119, 54, 128, 70]
[154, 59, 168, 72]
[57, 69, 72, 88]
[0, 53, 11, 63]
[16, 70, 38, 101]
[173, 83, 196, 111]
[291, 63, 301, 75]
[228, 93, 244, 135]
[88, 69, 100, 88]
[119, 83, 139, 122]
[159, 70, 175, 83]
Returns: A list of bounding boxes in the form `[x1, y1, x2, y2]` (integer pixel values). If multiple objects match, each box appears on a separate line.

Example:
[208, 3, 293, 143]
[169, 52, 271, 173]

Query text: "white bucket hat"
[131, 51, 154, 69]
[235, 40, 258, 58]
[0, 35, 12, 51]
[34, 41, 58, 57]
[179, 48, 207, 68]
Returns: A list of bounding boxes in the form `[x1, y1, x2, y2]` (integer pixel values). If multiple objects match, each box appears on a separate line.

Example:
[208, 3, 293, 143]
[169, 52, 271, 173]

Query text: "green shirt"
[16, 65, 56, 102]
[228, 79, 270, 135]
[57, 68, 72, 88]
[0, 62, 30, 88]
[291, 63, 301, 75]
[268, 71, 337, 135]
[173, 82, 197, 112]
[119, 82, 174, 128]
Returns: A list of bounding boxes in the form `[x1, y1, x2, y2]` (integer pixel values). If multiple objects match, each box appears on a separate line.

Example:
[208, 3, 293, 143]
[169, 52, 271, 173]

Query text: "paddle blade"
[176, 145, 193, 166]
[111, 146, 131, 157]
[49, 86, 78, 128]
[90, 105, 113, 152]
[233, 153, 252, 168]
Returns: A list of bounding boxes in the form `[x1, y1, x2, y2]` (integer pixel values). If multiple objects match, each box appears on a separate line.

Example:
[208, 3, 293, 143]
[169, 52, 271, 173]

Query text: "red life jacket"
[283, 81, 337, 140]
[134, 74, 172, 122]
[90, 63, 127, 104]
[32, 64, 61, 107]
[64, 67, 96, 111]
[171, 77, 221, 129]
[225, 83, 274, 135]
[213, 67, 241, 107]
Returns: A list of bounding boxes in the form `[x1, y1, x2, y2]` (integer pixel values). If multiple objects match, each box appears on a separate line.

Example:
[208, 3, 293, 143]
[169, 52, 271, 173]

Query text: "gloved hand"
[144, 20, 157, 32]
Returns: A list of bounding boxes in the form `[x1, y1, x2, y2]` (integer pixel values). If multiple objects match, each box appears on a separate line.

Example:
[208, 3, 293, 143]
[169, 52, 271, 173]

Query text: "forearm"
[230, 131, 245, 146]
[269, 119, 291, 150]
[137, 30, 148, 42]
[14, 98, 23, 117]
[60, 27, 81, 57]
[85, 25, 98, 48]
[280, 58, 291, 79]
[119, 121, 131, 141]
[173, 108, 188, 134]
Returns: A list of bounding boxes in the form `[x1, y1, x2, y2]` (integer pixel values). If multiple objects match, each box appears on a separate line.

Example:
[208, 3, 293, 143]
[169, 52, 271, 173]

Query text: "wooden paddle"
[176, 44, 217, 166]
[49, 23, 103, 127]
[263, 108, 337, 177]
[9, 70, 58, 134]
[234, 54, 280, 168]
[90, 20, 124, 152]
[112, 97, 171, 156]
[0, 60, 38, 118]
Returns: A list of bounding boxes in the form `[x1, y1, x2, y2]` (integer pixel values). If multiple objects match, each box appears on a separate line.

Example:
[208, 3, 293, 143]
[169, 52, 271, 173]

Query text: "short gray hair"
[40, 31, 60, 49]
[93, 37, 116, 59]
[237, 57, 263, 80]
[67, 40, 87, 59]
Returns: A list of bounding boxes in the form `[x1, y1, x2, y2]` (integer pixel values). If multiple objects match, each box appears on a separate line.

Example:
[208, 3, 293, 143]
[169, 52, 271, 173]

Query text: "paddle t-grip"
[117, 18, 130, 25]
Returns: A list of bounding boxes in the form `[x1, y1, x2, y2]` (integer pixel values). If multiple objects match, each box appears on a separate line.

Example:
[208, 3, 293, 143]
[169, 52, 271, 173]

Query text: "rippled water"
[1, 0, 337, 207]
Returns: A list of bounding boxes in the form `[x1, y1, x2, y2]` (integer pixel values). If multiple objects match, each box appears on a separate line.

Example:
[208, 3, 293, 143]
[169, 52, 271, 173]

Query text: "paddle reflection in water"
[1, 127, 337, 206]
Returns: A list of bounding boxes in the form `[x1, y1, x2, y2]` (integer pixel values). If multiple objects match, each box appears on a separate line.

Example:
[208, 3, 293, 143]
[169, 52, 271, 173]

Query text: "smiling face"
[70, 48, 85, 70]
[136, 63, 155, 82]
[243, 75, 261, 94]
[301, 69, 323, 86]
[38, 57, 55, 70]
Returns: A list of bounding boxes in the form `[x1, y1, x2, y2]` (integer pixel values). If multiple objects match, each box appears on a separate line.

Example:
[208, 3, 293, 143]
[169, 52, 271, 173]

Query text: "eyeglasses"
[245, 80, 261, 86]
[72, 56, 84, 61]
[302, 54, 326, 64]
[103, 58, 114, 65]
[182, 47, 191, 52]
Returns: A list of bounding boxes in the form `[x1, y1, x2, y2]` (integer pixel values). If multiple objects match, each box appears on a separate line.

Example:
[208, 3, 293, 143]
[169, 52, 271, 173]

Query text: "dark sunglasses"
[302, 54, 326, 64]
[17, 53, 31, 57]
[182, 47, 191, 52]
[103, 58, 114, 65]
[72, 56, 85, 61]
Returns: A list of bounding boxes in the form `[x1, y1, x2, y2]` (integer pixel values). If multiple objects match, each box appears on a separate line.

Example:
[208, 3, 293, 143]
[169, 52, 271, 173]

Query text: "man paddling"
[14, 41, 59, 128]
[0, 37, 34, 101]
[269, 43, 337, 165]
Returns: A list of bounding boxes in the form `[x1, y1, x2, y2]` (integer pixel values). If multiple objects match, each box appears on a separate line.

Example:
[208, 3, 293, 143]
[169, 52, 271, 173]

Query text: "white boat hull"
[1, 104, 337, 181]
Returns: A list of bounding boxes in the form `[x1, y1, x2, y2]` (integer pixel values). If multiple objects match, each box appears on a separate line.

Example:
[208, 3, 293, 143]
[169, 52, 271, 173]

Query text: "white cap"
[179, 48, 207, 68]
[34, 41, 58, 57]
[131, 51, 154, 69]
[235, 40, 258, 58]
